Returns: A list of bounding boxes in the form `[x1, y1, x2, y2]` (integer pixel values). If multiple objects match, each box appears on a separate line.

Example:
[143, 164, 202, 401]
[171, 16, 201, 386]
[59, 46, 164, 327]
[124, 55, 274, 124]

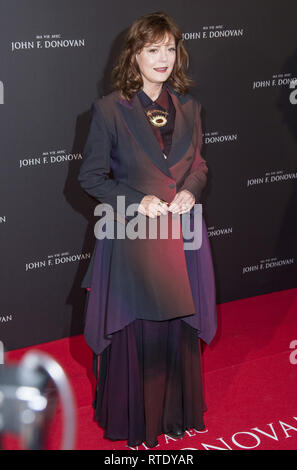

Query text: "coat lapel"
[116, 84, 195, 179]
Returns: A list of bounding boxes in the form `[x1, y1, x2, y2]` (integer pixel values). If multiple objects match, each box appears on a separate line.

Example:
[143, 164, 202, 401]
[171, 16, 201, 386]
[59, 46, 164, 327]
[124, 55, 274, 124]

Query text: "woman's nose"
[159, 49, 168, 61]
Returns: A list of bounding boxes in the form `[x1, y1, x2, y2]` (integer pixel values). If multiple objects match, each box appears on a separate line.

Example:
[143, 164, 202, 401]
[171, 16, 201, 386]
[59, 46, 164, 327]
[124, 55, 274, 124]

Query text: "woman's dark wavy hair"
[111, 11, 195, 101]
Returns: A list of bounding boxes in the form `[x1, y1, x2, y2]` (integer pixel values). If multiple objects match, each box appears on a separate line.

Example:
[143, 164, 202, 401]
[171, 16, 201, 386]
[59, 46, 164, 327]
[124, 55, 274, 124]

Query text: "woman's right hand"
[138, 195, 169, 218]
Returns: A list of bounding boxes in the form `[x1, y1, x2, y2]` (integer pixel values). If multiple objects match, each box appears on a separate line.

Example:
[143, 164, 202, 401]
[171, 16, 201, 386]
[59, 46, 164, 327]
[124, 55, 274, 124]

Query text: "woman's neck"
[142, 83, 164, 102]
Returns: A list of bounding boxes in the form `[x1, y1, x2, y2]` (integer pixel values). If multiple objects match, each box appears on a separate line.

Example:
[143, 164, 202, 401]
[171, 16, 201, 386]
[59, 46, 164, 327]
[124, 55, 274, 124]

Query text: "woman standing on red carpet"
[78, 11, 217, 448]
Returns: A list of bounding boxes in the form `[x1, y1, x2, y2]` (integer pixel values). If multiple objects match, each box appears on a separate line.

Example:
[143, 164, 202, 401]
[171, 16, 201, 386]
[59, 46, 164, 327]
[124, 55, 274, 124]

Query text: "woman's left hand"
[168, 189, 195, 215]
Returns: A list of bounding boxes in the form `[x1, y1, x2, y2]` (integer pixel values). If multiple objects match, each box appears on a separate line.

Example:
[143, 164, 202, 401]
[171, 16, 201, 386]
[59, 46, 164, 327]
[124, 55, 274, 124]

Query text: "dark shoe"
[145, 439, 159, 448]
[166, 429, 185, 439]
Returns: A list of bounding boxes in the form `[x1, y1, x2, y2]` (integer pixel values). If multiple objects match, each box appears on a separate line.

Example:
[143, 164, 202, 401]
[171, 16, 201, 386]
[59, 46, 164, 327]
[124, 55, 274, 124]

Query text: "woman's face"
[135, 32, 176, 88]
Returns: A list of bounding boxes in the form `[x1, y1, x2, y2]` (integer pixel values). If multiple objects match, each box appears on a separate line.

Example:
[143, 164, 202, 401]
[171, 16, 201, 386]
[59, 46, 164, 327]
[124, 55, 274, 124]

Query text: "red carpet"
[3, 287, 297, 450]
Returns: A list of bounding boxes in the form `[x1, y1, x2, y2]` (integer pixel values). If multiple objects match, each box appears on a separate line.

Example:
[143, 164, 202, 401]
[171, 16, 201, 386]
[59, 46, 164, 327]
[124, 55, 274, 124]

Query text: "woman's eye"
[148, 47, 176, 53]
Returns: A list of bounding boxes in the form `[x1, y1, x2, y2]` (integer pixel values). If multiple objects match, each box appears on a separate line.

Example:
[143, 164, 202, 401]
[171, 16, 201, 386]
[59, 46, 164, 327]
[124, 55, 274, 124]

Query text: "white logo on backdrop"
[183, 25, 244, 40]
[11, 35, 85, 52]
[242, 257, 295, 275]
[19, 150, 82, 168]
[247, 170, 297, 187]
[25, 252, 91, 271]
[252, 73, 297, 90]
[0, 315, 13, 323]
[0, 80, 3, 104]
[208, 226, 233, 237]
[204, 131, 238, 144]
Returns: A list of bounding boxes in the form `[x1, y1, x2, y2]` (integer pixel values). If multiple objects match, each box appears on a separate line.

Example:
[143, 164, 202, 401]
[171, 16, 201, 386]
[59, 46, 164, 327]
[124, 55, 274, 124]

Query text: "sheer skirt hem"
[91, 317, 207, 448]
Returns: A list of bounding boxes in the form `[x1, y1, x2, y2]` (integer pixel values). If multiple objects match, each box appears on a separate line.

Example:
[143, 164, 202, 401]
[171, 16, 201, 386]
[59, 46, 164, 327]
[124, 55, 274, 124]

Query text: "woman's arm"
[78, 101, 146, 216]
[179, 101, 208, 202]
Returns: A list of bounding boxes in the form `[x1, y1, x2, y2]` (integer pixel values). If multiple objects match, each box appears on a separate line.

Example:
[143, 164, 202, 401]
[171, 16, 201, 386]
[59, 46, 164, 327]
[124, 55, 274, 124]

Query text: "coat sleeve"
[78, 100, 146, 216]
[179, 101, 208, 202]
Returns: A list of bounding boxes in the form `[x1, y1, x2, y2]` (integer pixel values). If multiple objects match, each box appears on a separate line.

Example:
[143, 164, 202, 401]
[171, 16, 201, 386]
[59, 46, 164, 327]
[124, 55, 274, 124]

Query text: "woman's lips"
[154, 67, 168, 73]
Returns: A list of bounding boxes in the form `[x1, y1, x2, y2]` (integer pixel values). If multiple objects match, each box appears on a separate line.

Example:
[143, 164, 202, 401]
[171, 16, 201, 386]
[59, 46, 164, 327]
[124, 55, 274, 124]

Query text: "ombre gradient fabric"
[93, 317, 207, 448]
[79, 83, 216, 447]
[82, 202, 216, 355]
[79, 83, 217, 355]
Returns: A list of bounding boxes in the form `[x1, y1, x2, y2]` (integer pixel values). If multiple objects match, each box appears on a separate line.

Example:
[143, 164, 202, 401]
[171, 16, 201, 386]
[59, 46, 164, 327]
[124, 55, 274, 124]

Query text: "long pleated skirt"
[91, 317, 207, 448]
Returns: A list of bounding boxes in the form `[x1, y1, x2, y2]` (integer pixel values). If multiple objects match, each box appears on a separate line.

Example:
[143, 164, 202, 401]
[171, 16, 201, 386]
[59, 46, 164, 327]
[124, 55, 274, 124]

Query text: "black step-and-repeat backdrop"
[1, 0, 296, 351]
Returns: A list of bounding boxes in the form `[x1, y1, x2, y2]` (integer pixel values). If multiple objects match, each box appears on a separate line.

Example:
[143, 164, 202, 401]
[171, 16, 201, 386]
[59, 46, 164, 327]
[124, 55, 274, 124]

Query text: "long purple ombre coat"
[78, 84, 217, 356]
